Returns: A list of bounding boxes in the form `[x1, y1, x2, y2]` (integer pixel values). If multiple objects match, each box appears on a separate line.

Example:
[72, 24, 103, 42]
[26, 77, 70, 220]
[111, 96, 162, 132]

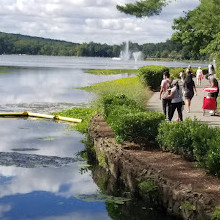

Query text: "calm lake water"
[0, 55, 204, 220]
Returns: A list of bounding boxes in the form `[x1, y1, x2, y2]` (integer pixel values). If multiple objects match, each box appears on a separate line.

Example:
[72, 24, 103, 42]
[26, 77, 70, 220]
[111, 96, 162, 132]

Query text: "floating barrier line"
[0, 112, 82, 123]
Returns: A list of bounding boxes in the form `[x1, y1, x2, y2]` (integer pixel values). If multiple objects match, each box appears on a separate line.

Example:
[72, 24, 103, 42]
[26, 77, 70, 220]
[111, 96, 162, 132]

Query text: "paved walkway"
[147, 78, 220, 126]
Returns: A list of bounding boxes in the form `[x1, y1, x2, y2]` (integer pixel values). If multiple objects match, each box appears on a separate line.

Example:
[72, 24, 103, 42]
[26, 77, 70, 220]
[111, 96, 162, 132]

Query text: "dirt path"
[147, 77, 220, 126]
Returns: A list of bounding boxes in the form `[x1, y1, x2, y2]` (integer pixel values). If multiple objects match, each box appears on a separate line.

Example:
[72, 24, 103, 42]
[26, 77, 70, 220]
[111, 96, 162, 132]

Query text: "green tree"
[116, 0, 170, 17]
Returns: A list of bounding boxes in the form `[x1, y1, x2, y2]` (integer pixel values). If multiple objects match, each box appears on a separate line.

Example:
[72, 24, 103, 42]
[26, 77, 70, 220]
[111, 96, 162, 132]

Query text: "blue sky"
[0, 0, 200, 45]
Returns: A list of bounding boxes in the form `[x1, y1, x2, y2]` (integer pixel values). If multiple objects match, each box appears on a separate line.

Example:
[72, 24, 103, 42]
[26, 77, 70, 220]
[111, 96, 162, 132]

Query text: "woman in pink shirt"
[160, 71, 172, 120]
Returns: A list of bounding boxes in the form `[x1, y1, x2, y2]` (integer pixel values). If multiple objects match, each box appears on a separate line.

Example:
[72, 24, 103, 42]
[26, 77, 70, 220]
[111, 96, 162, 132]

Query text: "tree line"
[0, 31, 191, 60]
[117, 0, 220, 61]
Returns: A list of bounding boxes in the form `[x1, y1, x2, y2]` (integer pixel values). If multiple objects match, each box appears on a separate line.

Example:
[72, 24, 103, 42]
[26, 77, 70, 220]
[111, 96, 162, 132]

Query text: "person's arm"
[167, 87, 174, 99]
[159, 86, 163, 100]
[159, 80, 165, 100]
[167, 91, 174, 99]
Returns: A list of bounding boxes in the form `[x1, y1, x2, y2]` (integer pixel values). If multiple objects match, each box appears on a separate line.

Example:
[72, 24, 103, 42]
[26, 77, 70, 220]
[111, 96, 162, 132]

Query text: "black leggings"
[169, 102, 183, 121]
[162, 98, 171, 119]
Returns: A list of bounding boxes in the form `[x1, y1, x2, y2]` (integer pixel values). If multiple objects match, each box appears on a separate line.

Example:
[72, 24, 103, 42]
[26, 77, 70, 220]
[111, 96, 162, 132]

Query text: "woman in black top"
[183, 72, 197, 113]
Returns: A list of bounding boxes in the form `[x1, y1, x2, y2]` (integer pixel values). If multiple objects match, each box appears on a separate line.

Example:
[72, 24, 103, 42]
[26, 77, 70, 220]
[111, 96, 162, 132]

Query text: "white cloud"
[0, 0, 200, 44]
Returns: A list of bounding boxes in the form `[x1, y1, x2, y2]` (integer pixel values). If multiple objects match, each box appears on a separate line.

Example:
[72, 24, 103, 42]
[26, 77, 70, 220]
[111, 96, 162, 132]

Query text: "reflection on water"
[0, 118, 109, 220]
[0, 66, 133, 112]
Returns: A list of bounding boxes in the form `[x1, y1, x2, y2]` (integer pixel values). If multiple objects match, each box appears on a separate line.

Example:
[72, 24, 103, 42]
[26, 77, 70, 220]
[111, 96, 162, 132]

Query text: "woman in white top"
[167, 80, 183, 121]
[196, 67, 203, 86]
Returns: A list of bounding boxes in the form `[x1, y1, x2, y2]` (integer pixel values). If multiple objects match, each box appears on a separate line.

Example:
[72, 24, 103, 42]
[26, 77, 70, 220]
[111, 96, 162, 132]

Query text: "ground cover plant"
[54, 108, 96, 134]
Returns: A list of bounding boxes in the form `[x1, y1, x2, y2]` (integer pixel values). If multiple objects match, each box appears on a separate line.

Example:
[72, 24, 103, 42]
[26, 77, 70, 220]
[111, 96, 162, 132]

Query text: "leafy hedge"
[169, 67, 208, 79]
[138, 65, 169, 91]
[216, 56, 220, 79]
[157, 118, 220, 177]
[101, 94, 165, 145]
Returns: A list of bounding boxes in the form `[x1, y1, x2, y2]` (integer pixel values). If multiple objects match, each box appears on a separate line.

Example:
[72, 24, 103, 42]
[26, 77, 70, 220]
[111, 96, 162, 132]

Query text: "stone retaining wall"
[88, 114, 219, 220]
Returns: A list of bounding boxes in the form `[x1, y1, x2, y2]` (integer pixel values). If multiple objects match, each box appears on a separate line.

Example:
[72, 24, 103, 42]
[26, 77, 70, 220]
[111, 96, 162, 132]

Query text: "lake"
[0, 55, 204, 220]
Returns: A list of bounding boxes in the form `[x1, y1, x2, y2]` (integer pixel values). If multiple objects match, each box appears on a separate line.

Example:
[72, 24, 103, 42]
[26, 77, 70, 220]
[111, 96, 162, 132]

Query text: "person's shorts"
[185, 92, 194, 100]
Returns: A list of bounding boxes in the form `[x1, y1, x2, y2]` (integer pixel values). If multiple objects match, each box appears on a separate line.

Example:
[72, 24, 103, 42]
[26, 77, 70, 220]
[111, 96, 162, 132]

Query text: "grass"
[55, 76, 151, 134]
[0, 66, 10, 73]
[54, 108, 97, 134]
[85, 69, 139, 75]
[81, 76, 151, 109]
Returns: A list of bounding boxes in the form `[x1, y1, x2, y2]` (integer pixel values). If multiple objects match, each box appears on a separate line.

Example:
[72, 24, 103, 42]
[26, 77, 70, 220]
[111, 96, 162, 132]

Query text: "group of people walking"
[160, 64, 219, 121]
[159, 71, 184, 121]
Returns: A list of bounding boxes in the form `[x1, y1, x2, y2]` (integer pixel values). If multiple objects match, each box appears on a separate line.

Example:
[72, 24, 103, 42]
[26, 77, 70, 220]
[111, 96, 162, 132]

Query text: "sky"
[0, 0, 200, 45]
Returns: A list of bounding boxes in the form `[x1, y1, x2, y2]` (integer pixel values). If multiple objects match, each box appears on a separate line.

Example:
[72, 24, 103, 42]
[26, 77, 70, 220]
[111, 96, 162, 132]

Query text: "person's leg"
[185, 98, 190, 112]
[169, 103, 176, 121]
[176, 102, 183, 121]
[167, 99, 172, 120]
[162, 99, 167, 116]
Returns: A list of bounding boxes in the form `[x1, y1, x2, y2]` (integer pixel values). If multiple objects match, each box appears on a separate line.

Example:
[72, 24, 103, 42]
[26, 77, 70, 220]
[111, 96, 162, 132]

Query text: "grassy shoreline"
[85, 69, 139, 75]
[55, 76, 151, 132]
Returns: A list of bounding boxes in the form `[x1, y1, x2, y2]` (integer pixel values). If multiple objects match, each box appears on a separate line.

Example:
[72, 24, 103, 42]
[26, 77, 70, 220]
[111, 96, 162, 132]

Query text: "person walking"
[196, 67, 203, 86]
[183, 72, 197, 113]
[179, 70, 185, 83]
[186, 65, 193, 75]
[159, 71, 172, 120]
[208, 64, 216, 84]
[167, 80, 183, 121]
[209, 78, 219, 115]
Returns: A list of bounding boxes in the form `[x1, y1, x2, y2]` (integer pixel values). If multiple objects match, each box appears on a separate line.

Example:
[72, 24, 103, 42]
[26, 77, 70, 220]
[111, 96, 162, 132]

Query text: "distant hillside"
[0, 32, 187, 59]
[0, 32, 121, 57]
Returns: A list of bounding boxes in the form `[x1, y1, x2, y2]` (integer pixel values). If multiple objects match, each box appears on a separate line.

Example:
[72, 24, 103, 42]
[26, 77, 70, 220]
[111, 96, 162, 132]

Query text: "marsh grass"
[85, 69, 139, 75]
[82, 76, 151, 109]
[54, 108, 97, 134]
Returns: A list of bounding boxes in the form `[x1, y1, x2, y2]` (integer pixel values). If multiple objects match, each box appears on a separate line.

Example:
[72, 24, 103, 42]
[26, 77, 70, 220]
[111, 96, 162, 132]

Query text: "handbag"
[182, 100, 185, 105]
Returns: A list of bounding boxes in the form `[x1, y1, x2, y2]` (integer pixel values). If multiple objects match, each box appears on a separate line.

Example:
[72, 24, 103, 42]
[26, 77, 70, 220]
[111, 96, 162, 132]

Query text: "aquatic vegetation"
[211, 208, 220, 220]
[75, 193, 131, 204]
[85, 69, 138, 75]
[55, 108, 96, 134]
[179, 201, 196, 211]
[0, 152, 77, 168]
[138, 179, 158, 194]
[40, 137, 55, 141]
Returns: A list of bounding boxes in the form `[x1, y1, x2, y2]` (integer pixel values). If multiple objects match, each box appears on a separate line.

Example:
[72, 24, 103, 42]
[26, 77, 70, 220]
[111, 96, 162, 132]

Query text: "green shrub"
[206, 132, 220, 177]
[157, 118, 220, 176]
[138, 65, 169, 91]
[101, 94, 165, 145]
[157, 118, 201, 160]
[191, 124, 217, 167]
[169, 67, 185, 79]
[101, 94, 143, 117]
[211, 208, 220, 220]
[216, 56, 220, 79]
[201, 67, 208, 75]
[108, 109, 165, 145]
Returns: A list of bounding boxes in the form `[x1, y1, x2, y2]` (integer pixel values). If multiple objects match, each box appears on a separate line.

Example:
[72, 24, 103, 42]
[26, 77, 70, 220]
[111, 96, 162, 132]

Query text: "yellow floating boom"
[0, 111, 82, 123]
